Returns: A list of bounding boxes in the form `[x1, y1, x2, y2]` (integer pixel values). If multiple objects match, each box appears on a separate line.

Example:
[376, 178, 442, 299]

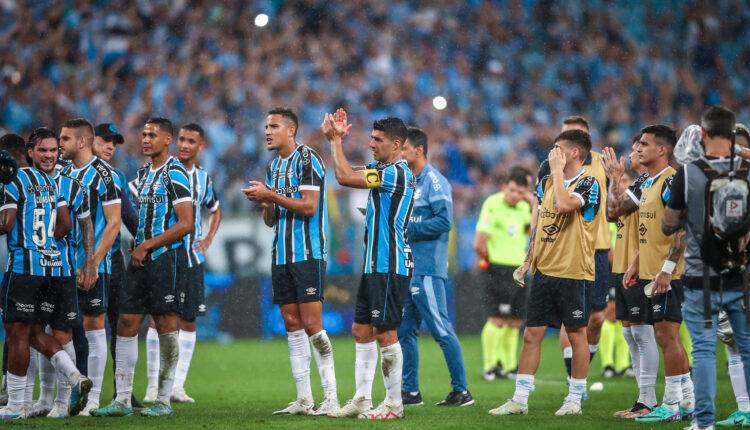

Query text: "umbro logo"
[67, 312, 77, 320]
[653, 304, 662, 312]
[371, 310, 380, 318]
[498, 304, 511, 314]
[542, 224, 560, 236]
[639, 223, 648, 237]
[630, 306, 640, 315]
[165, 294, 175, 303]
[305, 287, 317, 295]
[616, 219, 624, 231]
[198, 304, 206, 312]
[572, 310, 584, 318]
[90, 298, 101, 306]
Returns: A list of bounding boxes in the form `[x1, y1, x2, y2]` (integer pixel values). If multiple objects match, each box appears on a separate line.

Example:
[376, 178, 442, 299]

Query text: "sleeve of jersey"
[573, 176, 599, 222]
[535, 177, 546, 206]
[666, 167, 687, 210]
[167, 168, 192, 205]
[298, 153, 324, 192]
[100, 173, 121, 206]
[264, 163, 273, 188]
[373, 165, 398, 193]
[662, 175, 674, 207]
[203, 176, 220, 213]
[625, 178, 643, 206]
[74, 185, 90, 220]
[1, 181, 19, 211]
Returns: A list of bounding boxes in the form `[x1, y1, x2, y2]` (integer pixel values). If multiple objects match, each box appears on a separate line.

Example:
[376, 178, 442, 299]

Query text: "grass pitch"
[4, 334, 735, 429]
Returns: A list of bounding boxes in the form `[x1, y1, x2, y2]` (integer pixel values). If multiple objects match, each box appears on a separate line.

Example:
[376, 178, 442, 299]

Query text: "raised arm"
[321, 109, 374, 189]
[548, 148, 583, 214]
[601, 147, 639, 219]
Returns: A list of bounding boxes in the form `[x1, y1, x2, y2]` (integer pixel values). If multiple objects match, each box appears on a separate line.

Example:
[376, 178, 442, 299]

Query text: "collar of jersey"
[415, 164, 432, 181]
[69, 155, 97, 173]
[642, 165, 671, 188]
[278, 146, 300, 161]
[563, 168, 585, 188]
[149, 156, 174, 173]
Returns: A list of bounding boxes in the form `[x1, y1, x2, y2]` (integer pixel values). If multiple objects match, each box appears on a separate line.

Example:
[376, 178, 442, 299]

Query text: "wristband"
[661, 260, 676, 274]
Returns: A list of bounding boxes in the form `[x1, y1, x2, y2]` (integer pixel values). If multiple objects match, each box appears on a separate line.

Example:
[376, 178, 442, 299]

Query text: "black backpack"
[693, 153, 750, 326]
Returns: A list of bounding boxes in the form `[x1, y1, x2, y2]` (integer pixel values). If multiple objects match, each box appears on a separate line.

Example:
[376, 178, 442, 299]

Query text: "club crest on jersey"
[414, 188, 422, 200]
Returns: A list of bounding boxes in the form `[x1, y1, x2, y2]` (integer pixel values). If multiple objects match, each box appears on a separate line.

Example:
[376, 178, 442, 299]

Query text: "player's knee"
[654, 328, 675, 348]
[179, 319, 197, 332]
[352, 323, 374, 343]
[522, 328, 544, 345]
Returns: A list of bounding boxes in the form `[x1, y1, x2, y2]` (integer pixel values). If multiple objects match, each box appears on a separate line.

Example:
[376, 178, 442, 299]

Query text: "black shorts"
[590, 250, 610, 312]
[120, 249, 184, 315]
[482, 265, 526, 319]
[616, 277, 651, 323]
[525, 271, 591, 329]
[178, 262, 206, 321]
[642, 279, 684, 324]
[271, 260, 326, 305]
[78, 273, 110, 315]
[612, 273, 629, 321]
[108, 250, 126, 316]
[354, 272, 410, 330]
[44, 277, 81, 330]
[1, 273, 49, 325]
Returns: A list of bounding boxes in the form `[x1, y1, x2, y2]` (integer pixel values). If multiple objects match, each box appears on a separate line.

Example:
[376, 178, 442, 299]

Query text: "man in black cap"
[86, 123, 140, 413]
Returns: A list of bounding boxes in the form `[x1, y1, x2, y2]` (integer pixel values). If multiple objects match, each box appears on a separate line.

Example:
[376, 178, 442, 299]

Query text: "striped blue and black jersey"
[55, 173, 90, 277]
[110, 168, 128, 255]
[61, 156, 121, 274]
[183, 166, 220, 267]
[129, 156, 192, 260]
[363, 159, 415, 276]
[1, 167, 67, 276]
[264, 144, 328, 265]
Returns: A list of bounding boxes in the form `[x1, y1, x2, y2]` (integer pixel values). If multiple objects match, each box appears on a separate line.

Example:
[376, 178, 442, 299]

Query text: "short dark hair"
[406, 127, 428, 155]
[554, 129, 592, 159]
[505, 166, 530, 187]
[701, 105, 736, 139]
[146, 117, 174, 135]
[267, 107, 298, 137]
[641, 124, 677, 148]
[62, 118, 94, 137]
[181, 123, 206, 140]
[563, 115, 590, 133]
[373, 117, 408, 144]
[27, 127, 57, 151]
[0, 134, 27, 163]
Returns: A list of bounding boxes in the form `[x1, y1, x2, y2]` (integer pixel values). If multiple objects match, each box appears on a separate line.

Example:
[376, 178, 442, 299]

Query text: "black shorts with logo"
[78, 273, 110, 315]
[525, 271, 591, 329]
[482, 264, 527, 319]
[591, 250, 611, 311]
[642, 278, 684, 324]
[271, 259, 326, 305]
[354, 272, 410, 330]
[107, 249, 126, 316]
[615, 277, 650, 323]
[178, 261, 206, 321]
[44, 276, 81, 330]
[120, 249, 184, 315]
[0, 273, 49, 324]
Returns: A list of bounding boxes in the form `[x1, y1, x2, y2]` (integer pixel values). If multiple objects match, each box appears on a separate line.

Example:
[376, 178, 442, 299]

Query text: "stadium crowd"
[1, 0, 749, 229]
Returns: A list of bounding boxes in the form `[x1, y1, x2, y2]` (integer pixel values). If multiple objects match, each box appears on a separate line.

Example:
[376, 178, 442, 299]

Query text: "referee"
[475, 167, 533, 380]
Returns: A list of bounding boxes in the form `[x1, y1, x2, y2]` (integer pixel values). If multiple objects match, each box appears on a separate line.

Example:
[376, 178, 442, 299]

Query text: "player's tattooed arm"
[261, 202, 278, 227]
[78, 214, 98, 290]
[662, 207, 686, 236]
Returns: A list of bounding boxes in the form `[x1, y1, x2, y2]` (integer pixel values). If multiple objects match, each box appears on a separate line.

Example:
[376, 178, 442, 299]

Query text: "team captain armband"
[363, 169, 381, 188]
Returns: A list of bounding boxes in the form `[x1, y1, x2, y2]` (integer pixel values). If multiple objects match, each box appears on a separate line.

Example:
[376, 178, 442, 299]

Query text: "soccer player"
[606, 125, 694, 422]
[0, 130, 92, 420]
[493, 129, 599, 417]
[144, 123, 222, 404]
[92, 117, 193, 418]
[397, 127, 472, 407]
[603, 140, 655, 418]
[242, 108, 337, 416]
[20, 127, 97, 418]
[476, 167, 533, 381]
[91, 122, 141, 410]
[322, 109, 414, 420]
[557, 116, 609, 381]
[58, 119, 122, 414]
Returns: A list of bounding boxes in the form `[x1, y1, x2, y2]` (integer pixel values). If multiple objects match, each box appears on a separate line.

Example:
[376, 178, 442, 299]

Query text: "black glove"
[0, 149, 18, 185]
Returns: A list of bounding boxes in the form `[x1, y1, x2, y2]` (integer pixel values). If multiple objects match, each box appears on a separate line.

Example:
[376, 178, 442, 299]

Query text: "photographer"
[663, 106, 750, 429]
